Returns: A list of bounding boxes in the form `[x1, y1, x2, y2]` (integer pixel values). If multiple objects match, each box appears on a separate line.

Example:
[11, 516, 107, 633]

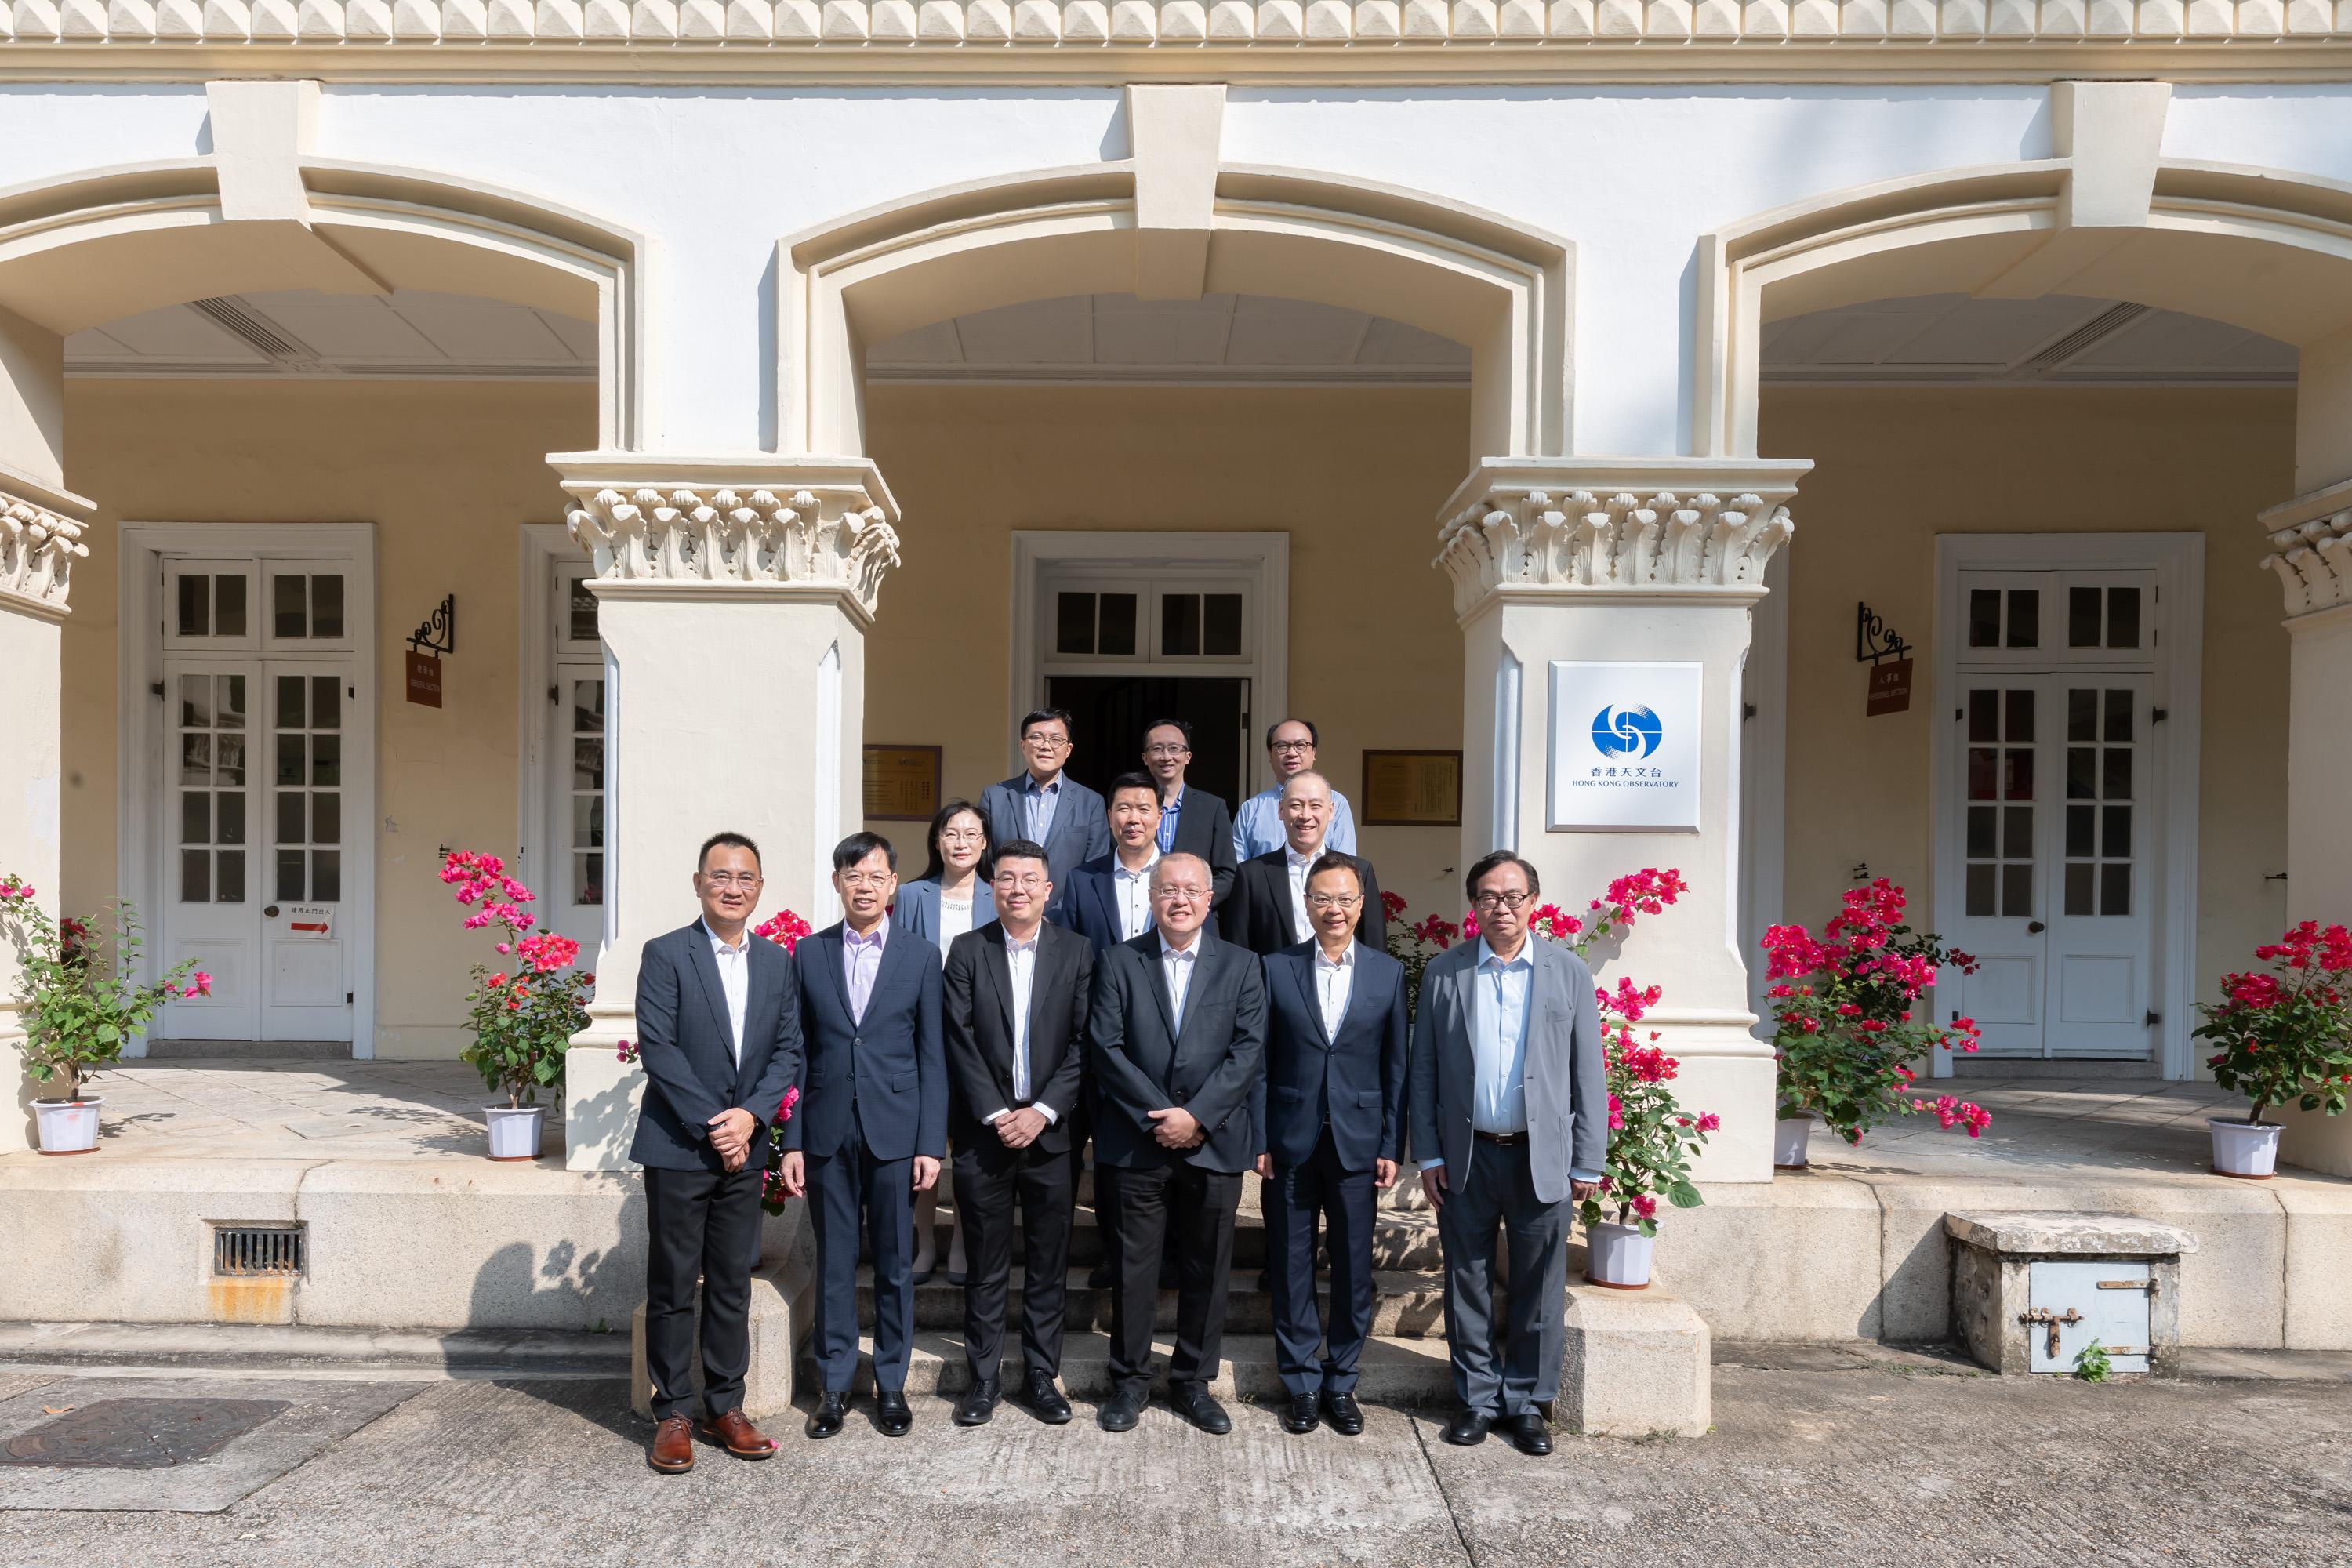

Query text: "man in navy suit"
[1141, 718, 1237, 909]
[1087, 852, 1268, 1436]
[630, 831, 804, 1475]
[979, 708, 1109, 891]
[777, 832, 946, 1441]
[1051, 772, 1163, 954]
[1254, 853, 1409, 1437]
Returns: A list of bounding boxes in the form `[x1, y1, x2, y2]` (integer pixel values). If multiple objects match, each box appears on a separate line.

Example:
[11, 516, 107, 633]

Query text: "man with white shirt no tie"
[941, 839, 1094, 1427]
[1049, 773, 1162, 954]
[1410, 851, 1607, 1457]
[1223, 771, 1386, 959]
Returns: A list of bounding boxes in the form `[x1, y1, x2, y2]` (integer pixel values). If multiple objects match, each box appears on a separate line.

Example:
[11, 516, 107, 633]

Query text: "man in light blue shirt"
[1232, 718, 1358, 861]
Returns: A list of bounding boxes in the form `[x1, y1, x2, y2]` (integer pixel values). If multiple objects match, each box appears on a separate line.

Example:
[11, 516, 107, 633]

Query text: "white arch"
[779, 162, 1572, 466]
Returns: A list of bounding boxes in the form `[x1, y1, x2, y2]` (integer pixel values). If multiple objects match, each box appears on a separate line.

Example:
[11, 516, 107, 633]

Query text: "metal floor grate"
[212, 1225, 304, 1278]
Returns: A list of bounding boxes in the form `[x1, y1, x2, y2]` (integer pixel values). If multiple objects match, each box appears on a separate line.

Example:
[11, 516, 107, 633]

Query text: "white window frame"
[518, 525, 612, 948]
[1008, 531, 1290, 793]
[1929, 532, 2205, 1080]
[116, 522, 379, 1058]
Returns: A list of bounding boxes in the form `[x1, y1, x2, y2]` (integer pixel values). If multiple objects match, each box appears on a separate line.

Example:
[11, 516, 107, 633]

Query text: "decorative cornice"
[1436, 457, 1806, 615]
[554, 453, 902, 621]
[0, 485, 89, 620]
[2259, 477, 2352, 621]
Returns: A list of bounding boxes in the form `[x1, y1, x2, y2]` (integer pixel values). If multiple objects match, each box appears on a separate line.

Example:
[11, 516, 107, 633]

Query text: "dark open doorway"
[1045, 675, 1251, 807]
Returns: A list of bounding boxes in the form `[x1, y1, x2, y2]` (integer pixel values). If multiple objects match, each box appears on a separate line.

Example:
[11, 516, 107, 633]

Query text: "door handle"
[264, 904, 281, 918]
[2027, 920, 2045, 934]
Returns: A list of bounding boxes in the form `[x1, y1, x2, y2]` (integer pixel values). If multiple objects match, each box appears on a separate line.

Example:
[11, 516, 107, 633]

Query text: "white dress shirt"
[1112, 847, 1160, 942]
[984, 929, 1058, 1126]
[705, 920, 750, 1065]
[1283, 842, 1323, 943]
[1313, 939, 1356, 1038]
[1159, 937, 1200, 1031]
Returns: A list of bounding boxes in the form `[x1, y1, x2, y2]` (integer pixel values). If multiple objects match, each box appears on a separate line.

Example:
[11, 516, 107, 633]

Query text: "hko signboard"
[1548, 661, 1703, 833]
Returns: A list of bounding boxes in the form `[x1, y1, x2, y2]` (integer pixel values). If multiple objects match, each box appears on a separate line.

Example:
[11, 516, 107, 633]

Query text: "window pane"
[568, 576, 601, 642]
[216, 575, 247, 638]
[2068, 586, 2101, 648]
[2005, 688, 2034, 743]
[181, 674, 211, 730]
[1965, 863, 1995, 918]
[2002, 749, 2034, 801]
[219, 792, 246, 846]
[2003, 805, 2032, 860]
[2065, 862, 2093, 916]
[181, 848, 210, 903]
[215, 735, 245, 787]
[274, 574, 307, 639]
[219, 675, 246, 729]
[1968, 748, 1998, 800]
[275, 734, 306, 787]
[1203, 593, 1243, 656]
[1966, 805, 1995, 858]
[181, 791, 210, 846]
[577, 852, 604, 906]
[2068, 688, 2096, 742]
[1098, 593, 1137, 656]
[572, 681, 603, 730]
[2002, 863, 2033, 917]
[312, 850, 341, 902]
[2103, 804, 2131, 858]
[574, 739, 602, 790]
[277, 848, 307, 902]
[2006, 589, 2040, 648]
[1163, 593, 1205, 658]
[2103, 688, 2132, 742]
[2101, 862, 2131, 916]
[1968, 689, 1998, 742]
[2101, 747, 2131, 800]
[2067, 804, 2094, 858]
[1969, 589, 2001, 648]
[2067, 748, 2096, 800]
[177, 573, 209, 638]
[2107, 586, 2141, 648]
[573, 793, 601, 848]
[181, 733, 210, 786]
[311, 734, 341, 787]
[312, 677, 340, 731]
[310, 575, 344, 638]
[216, 850, 245, 904]
[1054, 592, 1094, 655]
[278, 675, 305, 728]
[277, 792, 304, 844]
[312, 792, 341, 846]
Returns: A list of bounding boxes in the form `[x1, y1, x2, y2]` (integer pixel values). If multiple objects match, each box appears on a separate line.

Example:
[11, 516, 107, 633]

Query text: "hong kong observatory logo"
[1591, 705, 1664, 760]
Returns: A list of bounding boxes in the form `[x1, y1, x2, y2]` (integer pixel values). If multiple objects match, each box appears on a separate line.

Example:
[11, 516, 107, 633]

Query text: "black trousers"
[643, 1161, 764, 1422]
[1266, 1127, 1377, 1397]
[809, 1116, 916, 1395]
[954, 1134, 1076, 1384]
[1098, 1160, 1242, 1394]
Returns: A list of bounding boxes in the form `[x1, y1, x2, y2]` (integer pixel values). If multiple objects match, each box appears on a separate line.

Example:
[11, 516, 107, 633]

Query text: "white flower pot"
[1773, 1115, 1816, 1170]
[1584, 1220, 1654, 1290]
[2209, 1117, 2282, 1180]
[34, 1097, 102, 1156]
[485, 1105, 546, 1161]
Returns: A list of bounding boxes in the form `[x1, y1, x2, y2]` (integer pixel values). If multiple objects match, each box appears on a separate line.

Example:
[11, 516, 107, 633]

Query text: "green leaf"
[1668, 1181, 1703, 1209]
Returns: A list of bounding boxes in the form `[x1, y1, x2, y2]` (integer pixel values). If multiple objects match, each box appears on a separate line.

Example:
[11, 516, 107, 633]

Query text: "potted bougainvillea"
[1, 873, 210, 1154]
[2194, 921, 2352, 1178]
[1760, 879, 1988, 1170]
[441, 851, 593, 1160]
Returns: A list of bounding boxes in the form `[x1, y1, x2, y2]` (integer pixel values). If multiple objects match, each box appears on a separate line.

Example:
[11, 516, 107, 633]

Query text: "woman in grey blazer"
[895, 799, 994, 1283]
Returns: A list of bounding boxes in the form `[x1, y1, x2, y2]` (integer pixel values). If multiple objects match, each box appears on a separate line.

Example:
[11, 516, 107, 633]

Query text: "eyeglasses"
[1305, 893, 1361, 910]
[1022, 732, 1072, 750]
[1472, 891, 1533, 910]
[993, 872, 1049, 891]
[702, 872, 760, 889]
[1269, 740, 1315, 754]
[837, 872, 893, 890]
[1143, 743, 1190, 757]
[939, 829, 986, 844]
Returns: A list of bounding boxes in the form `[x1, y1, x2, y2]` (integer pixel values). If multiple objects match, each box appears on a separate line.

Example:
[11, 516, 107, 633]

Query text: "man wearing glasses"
[1140, 717, 1237, 909]
[982, 708, 1109, 890]
[1232, 718, 1359, 862]
[1409, 851, 1606, 1458]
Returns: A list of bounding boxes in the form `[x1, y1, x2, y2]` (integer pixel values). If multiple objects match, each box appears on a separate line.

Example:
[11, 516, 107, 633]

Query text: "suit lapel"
[683, 924, 739, 1055]
[1144, 935, 1181, 1044]
[811, 927, 849, 1023]
[1290, 952, 1333, 1048]
[981, 926, 1018, 1069]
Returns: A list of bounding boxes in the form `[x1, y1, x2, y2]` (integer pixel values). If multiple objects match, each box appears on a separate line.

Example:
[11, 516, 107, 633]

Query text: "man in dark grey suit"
[1221, 771, 1387, 959]
[1087, 851, 1267, 1436]
[630, 831, 804, 1475]
[776, 832, 946, 1442]
[979, 707, 1109, 891]
[1410, 850, 1606, 1457]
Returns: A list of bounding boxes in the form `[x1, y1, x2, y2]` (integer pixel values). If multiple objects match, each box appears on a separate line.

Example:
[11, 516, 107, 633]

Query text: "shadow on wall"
[464, 1181, 647, 1337]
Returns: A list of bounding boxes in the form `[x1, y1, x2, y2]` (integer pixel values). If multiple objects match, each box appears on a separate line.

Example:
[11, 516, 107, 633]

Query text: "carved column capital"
[0, 479, 93, 619]
[1435, 458, 1808, 619]
[552, 454, 903, 623]
[2259, 478, 2352, 622]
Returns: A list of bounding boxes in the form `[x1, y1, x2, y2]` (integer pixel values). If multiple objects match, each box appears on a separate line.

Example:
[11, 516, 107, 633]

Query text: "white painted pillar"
[1439, 458, 1809, 1183]
[548, 455, 902, 1171]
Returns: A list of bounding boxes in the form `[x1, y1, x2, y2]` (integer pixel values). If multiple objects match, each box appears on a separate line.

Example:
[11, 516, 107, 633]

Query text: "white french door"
[545, 558, 607, 956]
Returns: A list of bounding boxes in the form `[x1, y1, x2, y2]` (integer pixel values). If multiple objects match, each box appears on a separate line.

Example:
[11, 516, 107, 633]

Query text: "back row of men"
[628, 709, 1606, 1476]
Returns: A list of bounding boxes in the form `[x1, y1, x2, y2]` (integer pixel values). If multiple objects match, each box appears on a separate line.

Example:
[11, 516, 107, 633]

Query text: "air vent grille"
[212, 1224, 304, 1278]
[189, 297, 318, 364]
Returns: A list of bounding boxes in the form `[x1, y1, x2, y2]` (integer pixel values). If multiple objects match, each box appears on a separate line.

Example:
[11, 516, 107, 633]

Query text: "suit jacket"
[1162, 785, 1238, 907]
[1252, 941, 1409, 1173]
[1049, 852, 1148, 955]
[1407, 937, 1606, 1206]
[1221, 848, 1387, 959]
[942, 920, 1094, 1155]
[628, 920, 805, 1173]
[782, 921, 947, 1163]
[1087, 929, 1267, 1175]
[894, 877, 995, 951]
[979, 772, 1110, 891]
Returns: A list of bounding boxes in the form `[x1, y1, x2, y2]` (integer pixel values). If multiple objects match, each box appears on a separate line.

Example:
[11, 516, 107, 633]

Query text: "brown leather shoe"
[648, 1415, 695, 1474]
[699, 1407, 779, 1459]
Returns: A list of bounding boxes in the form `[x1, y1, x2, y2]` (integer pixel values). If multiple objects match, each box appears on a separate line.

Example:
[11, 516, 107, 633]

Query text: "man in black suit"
[1223, 771, 1388, 958]
[1087, 851, 1268, 1436]
[1051, 772, 1163, 955]
[942, 837, 1094, 1428]
[978, 708, 1110, 891]
[1141, 718, 1237, 909]
[1254, 854, 1410, 1437]
[630, 831, 804, 1475]
[777, 833, 946, 1441]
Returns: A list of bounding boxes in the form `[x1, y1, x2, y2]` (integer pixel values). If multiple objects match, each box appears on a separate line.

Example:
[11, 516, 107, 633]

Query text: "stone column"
[2259, 482, 2352, 1178]
[0, 477, 89, 1153]
[548, 456, 902, 1171]
[1437, 458, 1809, 1183]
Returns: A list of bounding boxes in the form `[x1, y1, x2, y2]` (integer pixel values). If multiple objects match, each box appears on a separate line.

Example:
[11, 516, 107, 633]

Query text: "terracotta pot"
[34, 1097, 102, 1155]
[2209, 1116, 2281, 1179]
[1584, 1220, 1654, 1289]
[485, 1105, 546, 1161]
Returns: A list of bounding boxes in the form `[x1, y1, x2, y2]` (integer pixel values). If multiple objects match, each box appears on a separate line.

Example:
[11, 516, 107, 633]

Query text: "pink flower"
[1631, 1194, 1657, 1221]
[1696, 1112, 1720, 1133]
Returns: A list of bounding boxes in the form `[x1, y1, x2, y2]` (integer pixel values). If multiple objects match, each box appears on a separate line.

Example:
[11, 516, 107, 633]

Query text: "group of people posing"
[629, 710, 1607, 1475]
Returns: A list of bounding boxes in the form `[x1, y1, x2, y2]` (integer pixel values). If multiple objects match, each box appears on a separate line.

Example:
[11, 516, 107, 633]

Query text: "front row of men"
[631, 820, 1602, 1471]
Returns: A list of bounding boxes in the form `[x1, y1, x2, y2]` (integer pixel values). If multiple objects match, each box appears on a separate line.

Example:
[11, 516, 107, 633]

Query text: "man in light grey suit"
[980, 707, 1111, 891]
[1410, 849, 1606, 1457]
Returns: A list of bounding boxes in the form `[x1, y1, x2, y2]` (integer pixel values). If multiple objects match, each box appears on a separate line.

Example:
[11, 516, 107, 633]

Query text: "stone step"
[856, 1265, 1452, 1338]
[812, 1328, 1457, 1403]
[0, 1319, 630, 1381]
[911, 1205, 1443, 1270]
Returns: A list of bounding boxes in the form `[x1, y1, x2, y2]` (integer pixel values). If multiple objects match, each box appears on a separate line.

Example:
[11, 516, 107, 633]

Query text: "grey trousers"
[1436, 1138, 1569, 1417]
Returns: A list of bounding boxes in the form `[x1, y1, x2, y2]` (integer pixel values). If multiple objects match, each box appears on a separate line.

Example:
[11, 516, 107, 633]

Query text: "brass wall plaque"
[864, 745, 942, 822]
[1361, 750, 1463, 828]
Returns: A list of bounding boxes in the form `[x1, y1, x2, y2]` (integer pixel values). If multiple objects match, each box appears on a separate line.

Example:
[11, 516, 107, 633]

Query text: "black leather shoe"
[1171, 1385, 1232, 1436]
[876, 1389, 913, 1437]
[1014, 1370, 1073, 1425]
[1281, 1393, 1319, 1435]
[1098, 1386, 1147, 1432]
[1441, 1409, 1492, 1446]
[1087, 1260, 1116, 1290]
[1503, 1411, 1553, 1456]
[806, 1392, 848, 1440]
[1320, 1391, 1366, 1436]
[953, 1378, 999, 1427]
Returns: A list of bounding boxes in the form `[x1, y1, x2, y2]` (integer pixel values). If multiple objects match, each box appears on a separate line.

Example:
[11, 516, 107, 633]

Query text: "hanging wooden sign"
[1866, 657, 1915, 717]
[405, 650, 444, 708]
